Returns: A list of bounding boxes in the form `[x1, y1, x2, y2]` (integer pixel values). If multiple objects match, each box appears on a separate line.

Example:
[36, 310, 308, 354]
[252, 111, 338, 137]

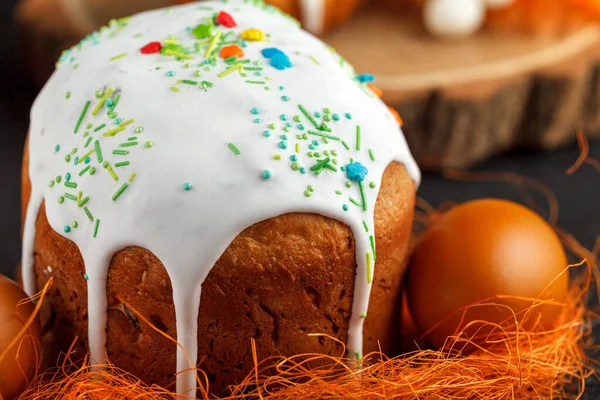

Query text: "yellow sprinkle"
[170, 86, 180, 92]
[103, 126, 126, 137]
[273, 154, 281, 160]
[217, 63, 242, 78]
[128, 173, 137, 182]
[92, 87, 114, 116]
[163, 39, 179, 45]
[119, 119, 134, 127]
[79, 149, 94, 160]
[164, 48, 194, 60]
[109, 53, 127, 61]
[295, 143, 300, 153]
[241, 28, 265, 41]
[205, 31, 222, 58]
[105, 164, 119, 181]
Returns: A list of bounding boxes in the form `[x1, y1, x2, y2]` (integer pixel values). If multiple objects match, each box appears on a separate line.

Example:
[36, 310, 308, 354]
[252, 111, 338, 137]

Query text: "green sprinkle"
[65, 91, 71, 99]
[93, 219, 100, 238]
[245, 80, 265, 84]
[355, 351, 361, 361]
[345, 181, 352, 188]
[112, 150, 129, 155]
[298, 104, 319, 129]
[92, 87, 114, 116]
[228, 143, 240, 155]
[119, 142, 138, 147]
[335, 190, 342, 195]
[304, 190, 311, 198]
[369, 149, 375, 161]
[94, 141, 103, 163]
[144, 141, 153, 148]
[356, 126, 361, 150]
[363, 221, 369, 232]
[349, 197, 362, 208]
[112, 183, 129, 201]
[309, 157, 331, 172]
[56, 176, 62, 183]
[307, 131, 340, 141]
[64, 193, 77, 201]
[77, 191, 82, 204]
[79, 149, 94, 161]
[366, 253, 373, 283]
[369, 182, 376, 189]
[342, 141, 350, 150]
[107, 94, 120, 115]
[58, 196, 64, 204]
[370, 235, 377, 260]
[164, 49, 194, 60]
[74, 101, 91, 134]
[49, 180, 55, 188]
[84, 137, 93, 148]
[114, 161, 130, 167]
[84, 207, 93, 221]
[361, 313, 367, 319]
[64, 181, 77, 189]
[90, 167, 96, 175]
[93, 123, 106, 132]
[109, 53, 127, 61]
[78, 196, 90, 207]
[358, 181, 367, 211]
[181, 79, 198, 85]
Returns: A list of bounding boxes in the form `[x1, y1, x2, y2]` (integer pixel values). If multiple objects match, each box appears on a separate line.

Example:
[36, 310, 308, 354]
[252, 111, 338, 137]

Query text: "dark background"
[1, 0, 599, 397]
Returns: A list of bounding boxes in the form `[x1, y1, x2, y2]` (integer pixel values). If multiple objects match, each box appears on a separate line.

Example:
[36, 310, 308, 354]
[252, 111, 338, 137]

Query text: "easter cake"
[20, 0, 420, 396]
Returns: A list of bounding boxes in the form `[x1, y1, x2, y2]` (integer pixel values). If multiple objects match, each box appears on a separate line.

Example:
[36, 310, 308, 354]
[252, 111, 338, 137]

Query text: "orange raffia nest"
[486, 0, 600, 35]
[14, 140, 600, 399]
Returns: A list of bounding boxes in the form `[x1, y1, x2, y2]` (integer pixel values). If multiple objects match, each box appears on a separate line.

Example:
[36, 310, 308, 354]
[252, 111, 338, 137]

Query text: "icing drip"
[22, 1, 420, 395]
[299, 0, 326, 35]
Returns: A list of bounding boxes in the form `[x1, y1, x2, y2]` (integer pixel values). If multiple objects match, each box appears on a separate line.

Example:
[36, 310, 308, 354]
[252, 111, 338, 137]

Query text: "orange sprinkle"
[388, 106, 403, 127]
[368, 84, 383, 98]
[220, 45, 244, 59]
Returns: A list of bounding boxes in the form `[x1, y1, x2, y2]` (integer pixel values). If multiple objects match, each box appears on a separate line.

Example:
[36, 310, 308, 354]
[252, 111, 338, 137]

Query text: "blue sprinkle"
[262, 170, 272, 179]
[278, 141, 288, 149]
[251, 107, 261, 115]
[290, 155, 298, 161]
[280, 114, 288, 121]
[345, 113, 353, 120]
[270, 53, 292, 70]
[167, 70, 176, 77]
[280, 134, 288, 140]
[300, 167, 306, 174]
[346, 162, 369, 182]
[356, 73, 375, 83]
[84, 157, 91, 164]
[240, 40, 248, 48]
[308, 144, 315, 150]
[263, 130, 271, 137]
[297, 124, 305, 130]
[314, 112, 321, 118]
[106, 99, 114, 107]
[64, 226, 71, 233]
[55, 144, 60, 152]
[279, 86, 285, 91]
[74, 157, 79, 165]
[341, 166, 346, 171]
[84, 273, 89, 280]
[114, 117, 123, 124]
[343, 204, 349, 211]
[254, 71, 262, 76]
[281, 96, 289, 101]
[183, 182, 193, 191]
[261, 47, 284, 58]
[312, 140, 319, 146]
[254, 118, 262, 124]
[65, 173, 71, 181]
[333, 113, 340, 121]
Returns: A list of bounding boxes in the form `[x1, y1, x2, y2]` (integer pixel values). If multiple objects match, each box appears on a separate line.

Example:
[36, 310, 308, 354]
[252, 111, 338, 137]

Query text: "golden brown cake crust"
[21, 141, 415, 394]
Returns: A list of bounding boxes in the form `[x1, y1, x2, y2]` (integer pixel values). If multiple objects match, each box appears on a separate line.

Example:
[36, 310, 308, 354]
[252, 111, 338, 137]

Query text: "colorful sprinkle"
[140, 41, 162, 54]
[112, 183, 129, 201]
[346, 162, 368, 182]
[228, 143, 240, 154]
[74, 101, 91, 134]
[215, 11, 237, 28]
[183, 182, 193, 191]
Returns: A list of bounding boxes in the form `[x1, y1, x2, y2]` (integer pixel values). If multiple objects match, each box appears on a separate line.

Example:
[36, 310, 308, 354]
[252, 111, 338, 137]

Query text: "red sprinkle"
[140, 42, 162, 54]
[216, 11, 237, 28]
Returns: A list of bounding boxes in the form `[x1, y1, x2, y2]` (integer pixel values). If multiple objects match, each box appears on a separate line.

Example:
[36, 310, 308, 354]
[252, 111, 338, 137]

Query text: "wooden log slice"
[324, 8, 600, 170]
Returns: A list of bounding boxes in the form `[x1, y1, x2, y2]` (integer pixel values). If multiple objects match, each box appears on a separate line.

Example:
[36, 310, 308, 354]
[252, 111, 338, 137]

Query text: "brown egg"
[407, 199, 569, 349]
[0, 274, 42, 400]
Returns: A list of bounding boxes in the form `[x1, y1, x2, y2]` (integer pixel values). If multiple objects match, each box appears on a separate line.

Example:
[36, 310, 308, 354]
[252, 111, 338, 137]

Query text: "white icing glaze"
[23, 0, 420, 395]
[299, 0, 326, 35]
